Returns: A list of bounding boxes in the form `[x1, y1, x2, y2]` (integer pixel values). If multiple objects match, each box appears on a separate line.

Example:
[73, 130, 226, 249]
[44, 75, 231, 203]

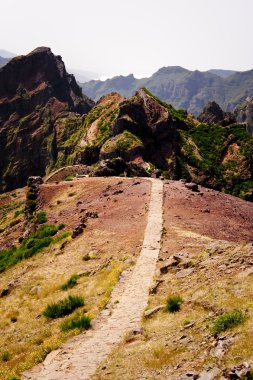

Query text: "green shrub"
[0, 224, 59, 272]
[27, 199, 37, 213]
[36, 224, 58, 238]
[27, 190, 37, 200]
[54, 231, 71, 242]
[14, 209, 24, 218]
[166, 295, 183, 312]
[61, 274, 79, 290]
[64, 176, 74, 181]
[8, 376, 21, 380]
[82, 254, 91, 261]
[211, 310, 246, 334]
[1, 350, 10, 362]
[36, 211, 47, 224]
[58, 223, 65, 230]
[43, 295, 84, 319]
[61, 315, 91, 332]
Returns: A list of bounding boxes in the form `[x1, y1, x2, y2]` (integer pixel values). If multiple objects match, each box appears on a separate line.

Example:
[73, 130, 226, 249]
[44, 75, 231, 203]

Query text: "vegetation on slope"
[0, 224, 70, 272]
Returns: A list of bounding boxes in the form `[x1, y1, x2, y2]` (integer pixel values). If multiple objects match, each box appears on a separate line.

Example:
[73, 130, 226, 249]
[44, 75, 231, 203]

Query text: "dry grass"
[0, 178, 149, 379]
[93, 233, 253, 379]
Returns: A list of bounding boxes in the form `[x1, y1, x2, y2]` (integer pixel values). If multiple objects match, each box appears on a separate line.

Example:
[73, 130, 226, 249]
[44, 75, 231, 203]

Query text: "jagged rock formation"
[0, 47, 94, 192]
[198, 101, 235, 126]
[235, 97, 253, 135]
[74, 88, 253, 200]
[80, 66, 253, 115]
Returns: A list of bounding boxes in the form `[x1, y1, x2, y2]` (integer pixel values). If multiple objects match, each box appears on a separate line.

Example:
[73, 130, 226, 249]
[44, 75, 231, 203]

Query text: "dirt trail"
[22, 179, 163, 380]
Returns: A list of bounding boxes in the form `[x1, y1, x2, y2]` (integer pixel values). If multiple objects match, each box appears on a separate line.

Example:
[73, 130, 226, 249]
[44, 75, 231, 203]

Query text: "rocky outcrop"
[198, 101, 235, 125]
[0, 47, 94, 192]
[80, 88, 184, 178]
[235, 97, 253, 135]
[78, 89, 253, 200]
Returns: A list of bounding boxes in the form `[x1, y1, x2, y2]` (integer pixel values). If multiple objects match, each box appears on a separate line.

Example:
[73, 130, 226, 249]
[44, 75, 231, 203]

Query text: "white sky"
[1, 0, 252, 78]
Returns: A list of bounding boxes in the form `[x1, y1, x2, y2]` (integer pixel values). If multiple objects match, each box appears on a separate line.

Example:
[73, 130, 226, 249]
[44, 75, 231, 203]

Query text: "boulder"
[185, 182, 199, 192]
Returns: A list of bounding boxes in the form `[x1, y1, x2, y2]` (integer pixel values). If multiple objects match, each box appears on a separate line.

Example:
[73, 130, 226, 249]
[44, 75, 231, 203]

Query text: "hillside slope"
[94, 180, 253, 380]
[0, 178, 252, 379]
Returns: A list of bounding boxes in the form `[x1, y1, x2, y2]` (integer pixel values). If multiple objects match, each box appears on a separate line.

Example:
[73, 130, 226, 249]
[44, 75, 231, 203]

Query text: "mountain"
[208, 69, 237, 78]
[0, 56, 10, 68]
[0, 49, 16, 58]
[0, 48, 252, 200]
[0, 49, 16, 68]
[0, 47, 94, 192]
[80, 66, 253, 115]
[72, 88, 253, 200]
[69, 68, 100, 83]
[235, 96, 253, 135]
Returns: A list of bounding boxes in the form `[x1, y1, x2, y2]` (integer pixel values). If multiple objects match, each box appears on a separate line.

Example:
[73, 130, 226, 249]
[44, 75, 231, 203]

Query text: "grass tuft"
[211, 310, 246, 334]
[166, 295, 183, 313]
[43, 295, 84, 319]
[61, 274, 79, 290]
[36, 211, 47, 224]
[61, 315, 91, 332]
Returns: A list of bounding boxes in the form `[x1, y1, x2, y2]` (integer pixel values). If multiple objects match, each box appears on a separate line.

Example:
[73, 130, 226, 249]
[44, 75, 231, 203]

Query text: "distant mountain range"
[80, 67, 253, 115]
[0, 56, 9, 68]
[0, 47, 252, 200]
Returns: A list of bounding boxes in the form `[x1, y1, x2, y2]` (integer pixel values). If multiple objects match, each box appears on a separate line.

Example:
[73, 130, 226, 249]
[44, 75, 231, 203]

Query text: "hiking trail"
[23, 178, 163, 380]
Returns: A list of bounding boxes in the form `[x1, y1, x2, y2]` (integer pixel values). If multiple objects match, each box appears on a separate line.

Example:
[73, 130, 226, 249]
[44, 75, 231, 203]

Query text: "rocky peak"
[0, 47, 93, 118]
[0, 47, 94, 192]
[198, 101, 235, 126]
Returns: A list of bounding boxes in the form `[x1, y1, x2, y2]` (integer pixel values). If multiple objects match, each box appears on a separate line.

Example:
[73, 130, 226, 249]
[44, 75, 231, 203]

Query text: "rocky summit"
[0, 47, 94, 192]
[73, 89, 253, 201]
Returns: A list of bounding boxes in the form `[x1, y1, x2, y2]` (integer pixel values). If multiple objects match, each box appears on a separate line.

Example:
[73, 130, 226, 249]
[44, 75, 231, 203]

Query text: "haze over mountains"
[80, 66, 253, 116]
[1, 48, 253, 117]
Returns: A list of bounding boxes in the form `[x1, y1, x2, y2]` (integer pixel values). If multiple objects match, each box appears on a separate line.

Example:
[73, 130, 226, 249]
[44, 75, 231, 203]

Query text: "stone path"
[22, 178, 163, 380]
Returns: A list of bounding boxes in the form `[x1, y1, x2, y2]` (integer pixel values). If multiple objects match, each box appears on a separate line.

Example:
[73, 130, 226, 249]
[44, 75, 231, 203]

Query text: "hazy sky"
[1, 0, 253, 78]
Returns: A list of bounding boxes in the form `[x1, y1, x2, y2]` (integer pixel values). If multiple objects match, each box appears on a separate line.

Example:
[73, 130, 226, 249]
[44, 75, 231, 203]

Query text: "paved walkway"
[22, 179, 163, 380]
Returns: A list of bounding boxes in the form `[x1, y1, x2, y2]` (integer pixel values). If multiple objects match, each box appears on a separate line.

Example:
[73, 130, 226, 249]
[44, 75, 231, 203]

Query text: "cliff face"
[0, 47, 94, 192]
[235, 97, 253, 135]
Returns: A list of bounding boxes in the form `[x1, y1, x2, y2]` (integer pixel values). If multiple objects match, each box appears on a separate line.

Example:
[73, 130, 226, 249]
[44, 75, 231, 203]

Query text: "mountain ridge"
[80, 66, 253, 115]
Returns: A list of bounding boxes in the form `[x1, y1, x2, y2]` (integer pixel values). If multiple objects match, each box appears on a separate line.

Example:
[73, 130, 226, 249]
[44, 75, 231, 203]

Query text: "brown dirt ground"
[0, 177, 150, 380]
[93, 180, 253, 380]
